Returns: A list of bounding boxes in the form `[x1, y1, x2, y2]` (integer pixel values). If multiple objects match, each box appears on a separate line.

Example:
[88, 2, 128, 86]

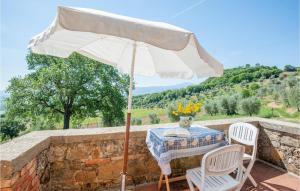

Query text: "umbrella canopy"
[29, 6, 223, 79]
[28, 6, 223, 190]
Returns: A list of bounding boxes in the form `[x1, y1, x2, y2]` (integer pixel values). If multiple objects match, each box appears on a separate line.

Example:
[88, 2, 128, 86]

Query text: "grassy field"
[80, 104, 299, 128]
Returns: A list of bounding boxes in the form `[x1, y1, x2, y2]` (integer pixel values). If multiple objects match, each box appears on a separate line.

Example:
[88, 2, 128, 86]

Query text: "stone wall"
[49, 133, 160, 190]
[257, 127, 300, 175]
[0, 149, 50, 191]
[0, 117, 299, 190]
[48, 132, 205, 191]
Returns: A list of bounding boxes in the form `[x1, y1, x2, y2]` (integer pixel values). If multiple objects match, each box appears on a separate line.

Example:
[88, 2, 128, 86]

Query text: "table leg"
[158, 173, 163, 191]
[165, 175, 170, 191]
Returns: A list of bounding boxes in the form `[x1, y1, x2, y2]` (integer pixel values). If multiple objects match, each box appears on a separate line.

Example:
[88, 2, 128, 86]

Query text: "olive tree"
[204, 100, 219, 116]
[220, 95, 238, 115]
[240, 97, 261, 116]
[287, 88, 300, 112]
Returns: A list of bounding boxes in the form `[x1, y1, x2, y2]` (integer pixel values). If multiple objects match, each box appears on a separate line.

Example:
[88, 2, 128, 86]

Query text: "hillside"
[127, 65, 300, 125]
[133, 65, 282, 108]
[133, 82, 193, 96]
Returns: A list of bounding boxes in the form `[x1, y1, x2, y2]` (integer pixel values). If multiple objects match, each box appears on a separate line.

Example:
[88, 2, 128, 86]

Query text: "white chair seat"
[229, 122, 259, 188]
[186, 167, 240, 191]
[243, 153, 252, 160]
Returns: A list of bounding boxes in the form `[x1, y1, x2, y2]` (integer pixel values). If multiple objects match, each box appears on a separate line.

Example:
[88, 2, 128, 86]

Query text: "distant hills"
[133, 65, 283, 108]
[133, 82, 193, 96]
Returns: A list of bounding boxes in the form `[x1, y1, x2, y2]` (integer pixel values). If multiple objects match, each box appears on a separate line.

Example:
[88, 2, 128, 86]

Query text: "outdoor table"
[146, 126, 226, 191]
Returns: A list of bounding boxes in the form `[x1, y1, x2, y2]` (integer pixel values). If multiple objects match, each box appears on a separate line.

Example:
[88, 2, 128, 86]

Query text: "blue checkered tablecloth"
[146, 126, 226, 175]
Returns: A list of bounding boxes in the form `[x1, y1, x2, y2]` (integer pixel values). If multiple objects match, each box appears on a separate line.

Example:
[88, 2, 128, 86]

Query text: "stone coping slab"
[0, 117, 299, 173]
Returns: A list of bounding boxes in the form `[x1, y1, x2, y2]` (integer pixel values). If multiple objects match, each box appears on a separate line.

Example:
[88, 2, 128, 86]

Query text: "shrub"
[241, 89, 251, 98]
[204, 100, 218, 116]
[131, 118, 142, 125]
[286, 76, 298, 88]
[220, 95, 238, 115]
[136, 118, 142, 125]
[287, 87, 300, 112]
[257, 87, 267, 97]
[149, 113, 160, 124]
[284, 65, 296, 72]
[167, 104, 180, 122]
[279, 73, 288, 80]
[240, 97, 261, 116]
[249, 83, 260, 91]
[0, 116, 26, 141]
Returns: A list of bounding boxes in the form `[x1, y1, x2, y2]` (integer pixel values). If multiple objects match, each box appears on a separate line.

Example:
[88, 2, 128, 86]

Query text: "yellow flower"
[177, 102, 183, 113]
[185, 103, 191, 114]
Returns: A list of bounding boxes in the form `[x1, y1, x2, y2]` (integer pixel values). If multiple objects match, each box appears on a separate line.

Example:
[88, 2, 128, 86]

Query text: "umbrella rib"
[144, 44, 159, 76]
[116, 41, 131, 69]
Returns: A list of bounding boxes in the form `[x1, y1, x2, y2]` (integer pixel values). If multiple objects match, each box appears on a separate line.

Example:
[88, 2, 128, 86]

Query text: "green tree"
[286, 76, 298, 88]
[6, 53, 129, 129]
[240, 97, 261, 116]
[204, 100, 218, 116]
[284, 65, 296, 72]
[241, 89, 251, 98]
[131, 118, 142, 125]
[0, 115, 26, 140]
[220, 95, 238, 115]
[149, 113, 160, 124]
[249, 83, 260, 91]
[287, 88, 300, 112]
[167, 104, 180, 122]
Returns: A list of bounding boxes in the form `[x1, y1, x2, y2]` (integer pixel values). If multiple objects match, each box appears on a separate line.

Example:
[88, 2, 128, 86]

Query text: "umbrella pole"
[121, 42, 136, 191]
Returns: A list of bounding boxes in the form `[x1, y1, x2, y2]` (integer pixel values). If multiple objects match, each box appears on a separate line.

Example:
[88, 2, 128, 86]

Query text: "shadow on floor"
[133, 161, 300, 191]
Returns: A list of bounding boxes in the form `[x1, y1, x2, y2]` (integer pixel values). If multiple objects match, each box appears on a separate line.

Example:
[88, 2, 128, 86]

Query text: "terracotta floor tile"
[133, 161, 300, 191]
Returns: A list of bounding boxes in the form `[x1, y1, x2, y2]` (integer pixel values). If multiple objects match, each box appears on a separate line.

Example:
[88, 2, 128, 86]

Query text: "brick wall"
[0, 149, 50, 191]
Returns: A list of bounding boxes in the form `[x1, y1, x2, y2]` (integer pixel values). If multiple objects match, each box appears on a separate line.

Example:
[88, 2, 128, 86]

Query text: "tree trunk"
[63, 111, 71, 129]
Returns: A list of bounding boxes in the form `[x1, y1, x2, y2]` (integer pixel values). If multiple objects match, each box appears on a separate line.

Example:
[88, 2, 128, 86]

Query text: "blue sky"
[0, 0, 299, 90]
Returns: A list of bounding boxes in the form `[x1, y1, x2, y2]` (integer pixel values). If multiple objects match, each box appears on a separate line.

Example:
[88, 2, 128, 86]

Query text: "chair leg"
[186, 175, 196, 191]
[158, 173, 163, 191]
[248, 173, 257, 187]
[165, 175, 171, 191]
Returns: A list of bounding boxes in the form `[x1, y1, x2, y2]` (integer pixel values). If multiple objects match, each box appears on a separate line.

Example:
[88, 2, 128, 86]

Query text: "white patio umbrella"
[28, 6, 223, 190]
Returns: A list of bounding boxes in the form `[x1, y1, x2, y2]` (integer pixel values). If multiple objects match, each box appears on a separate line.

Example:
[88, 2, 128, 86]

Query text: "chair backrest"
[228, 122, 259, 146]
[201, 144, 245, 177]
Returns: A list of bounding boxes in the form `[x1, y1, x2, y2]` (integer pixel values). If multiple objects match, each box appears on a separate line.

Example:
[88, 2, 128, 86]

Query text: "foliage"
[240, 97, 261, 116]
[249, 83, 260, 91]
[204, 100, 219, 116]
[131, 118, 142, 125]
[148, 113, 160, 124]
[241, 88, 251, 98]
[287, 88, 300, 112]
[284, 65, 297, 72]
[167, 104, 180, 122]
[133, 65, 281, 108]
[220, 95, 239, 115]
[0, 115, 26, 140]
[5, 53, 129, 129]
[257, 87, 267, 97]
[286, 76, 298, 88]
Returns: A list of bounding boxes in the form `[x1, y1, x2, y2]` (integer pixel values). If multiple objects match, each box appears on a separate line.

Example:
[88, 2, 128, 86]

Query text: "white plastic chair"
[228, 122, 259, 188]
[186, 144, 245, 191]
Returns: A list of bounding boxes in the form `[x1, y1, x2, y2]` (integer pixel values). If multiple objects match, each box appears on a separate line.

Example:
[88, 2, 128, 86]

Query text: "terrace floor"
[134, 161, 300, 191]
